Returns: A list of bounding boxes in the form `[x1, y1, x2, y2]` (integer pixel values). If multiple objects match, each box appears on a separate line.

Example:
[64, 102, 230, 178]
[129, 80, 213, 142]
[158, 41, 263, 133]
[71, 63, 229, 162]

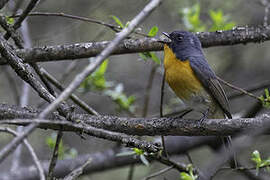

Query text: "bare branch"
[0, 103, 269, 136]
[1, 136, 216, 180]
[47, 131, 63, 180]
[40, 68, 98, 115]
[0, 127, 45, 180]
[0, 26, 270, 65]
[228, 80, 270, 99]
[63, 158, 92, 180]
[143, 166, 173, 180]
[11, 12, 149, 37]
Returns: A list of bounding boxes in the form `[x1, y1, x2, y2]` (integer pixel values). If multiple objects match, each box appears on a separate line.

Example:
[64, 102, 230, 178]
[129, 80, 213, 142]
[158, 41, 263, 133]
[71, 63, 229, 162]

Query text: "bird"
[161, 30, 236, 167]
[161, 30, 231, 120]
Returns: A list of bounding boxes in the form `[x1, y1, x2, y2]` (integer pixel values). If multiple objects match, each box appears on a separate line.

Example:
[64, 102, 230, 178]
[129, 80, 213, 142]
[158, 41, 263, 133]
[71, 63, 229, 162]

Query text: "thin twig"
[4, 0, 40, 39]
[60, 61, 78, 82]
[47, 131, 63, 180]
[143, 166, 173, 180]
[160, 70, 168, 157]
[217, 76, 263, 101]
[0, 127, 45, 180]
[127, 164, 135, 180]
[151, 155, 194, 174]
[228, 80, 270, 99]
[10, 12, 149, 37]
[41, 68, 98, 115]
[63, 157, 92, 180]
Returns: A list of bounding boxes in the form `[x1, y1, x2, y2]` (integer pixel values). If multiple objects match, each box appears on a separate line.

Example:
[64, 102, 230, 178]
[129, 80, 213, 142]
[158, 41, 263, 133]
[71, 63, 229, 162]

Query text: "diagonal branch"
[37, 0, 162, 119]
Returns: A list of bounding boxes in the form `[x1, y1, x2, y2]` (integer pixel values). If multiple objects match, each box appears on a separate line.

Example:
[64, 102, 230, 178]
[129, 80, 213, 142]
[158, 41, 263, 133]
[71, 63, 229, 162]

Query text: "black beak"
[158, 32, 171, 44]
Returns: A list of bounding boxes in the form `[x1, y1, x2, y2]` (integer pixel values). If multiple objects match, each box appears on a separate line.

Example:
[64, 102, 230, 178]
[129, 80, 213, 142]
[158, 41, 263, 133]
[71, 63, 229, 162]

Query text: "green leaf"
[139, 52, 160, 64]
[209, 9, 236, 31]
[148, 26, 159, 37]
[45, 133, 66, 160]
[251, 150, 262, 175]
[259, 89, 270, 108]
[124, 21, 130, 28]
[104, 84, 136, 111]
[260, 159, 270, 167]
[6, 16, 14, 25]
[251, 150, 262, 164]
[150, 52, 161, 64]
[139, 53, 149, 61]
[180, 3, 206, 32]
[133, 148, 144, 155]
[63, 148, 78, 159]
[139, 154, 150, 166]
[111, 15, 124, 28]
[80, 59, 109, 91]
[180, 172, 193, 180]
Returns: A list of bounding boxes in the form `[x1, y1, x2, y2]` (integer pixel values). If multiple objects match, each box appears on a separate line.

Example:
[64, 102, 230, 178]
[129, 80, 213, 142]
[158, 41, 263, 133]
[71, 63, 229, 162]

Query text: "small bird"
[161, 31, 231, 120]
[161, 30, 236, 167]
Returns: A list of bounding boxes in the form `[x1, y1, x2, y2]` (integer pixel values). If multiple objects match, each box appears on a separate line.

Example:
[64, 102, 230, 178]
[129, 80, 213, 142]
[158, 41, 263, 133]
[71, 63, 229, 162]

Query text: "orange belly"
[164, 45, 203, 100]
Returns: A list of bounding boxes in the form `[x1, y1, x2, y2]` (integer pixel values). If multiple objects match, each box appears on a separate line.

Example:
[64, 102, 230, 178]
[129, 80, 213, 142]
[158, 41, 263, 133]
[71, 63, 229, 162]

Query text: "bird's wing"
[189, 57, 232, 118]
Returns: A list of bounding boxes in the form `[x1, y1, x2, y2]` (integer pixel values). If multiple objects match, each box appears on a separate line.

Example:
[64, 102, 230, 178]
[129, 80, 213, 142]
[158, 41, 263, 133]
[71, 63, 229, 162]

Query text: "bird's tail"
[210, 107, 237, 168]
[221, 136, 237, 168]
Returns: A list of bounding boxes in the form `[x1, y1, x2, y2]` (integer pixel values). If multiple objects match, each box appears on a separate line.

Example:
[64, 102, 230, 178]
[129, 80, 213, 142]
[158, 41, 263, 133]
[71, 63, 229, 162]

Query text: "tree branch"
[0, 127, 45, 180]
[0, 26, 269, 65]
[0, 104, 269, 136]
[1, 136, 219, 180]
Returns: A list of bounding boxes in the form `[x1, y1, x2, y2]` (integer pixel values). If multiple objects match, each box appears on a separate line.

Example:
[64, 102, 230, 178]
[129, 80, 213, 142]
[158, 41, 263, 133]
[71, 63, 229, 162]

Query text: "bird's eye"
[177, 35, 183, 41]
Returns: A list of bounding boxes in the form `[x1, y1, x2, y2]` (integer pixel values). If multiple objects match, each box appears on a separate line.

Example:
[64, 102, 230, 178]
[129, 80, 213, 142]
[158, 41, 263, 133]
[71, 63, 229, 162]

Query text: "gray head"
[162, 30, 203, 60]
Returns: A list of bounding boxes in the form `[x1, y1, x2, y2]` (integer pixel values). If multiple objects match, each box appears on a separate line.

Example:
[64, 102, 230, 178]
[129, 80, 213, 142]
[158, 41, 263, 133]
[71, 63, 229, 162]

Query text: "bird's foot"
[199, 108, 210, 124]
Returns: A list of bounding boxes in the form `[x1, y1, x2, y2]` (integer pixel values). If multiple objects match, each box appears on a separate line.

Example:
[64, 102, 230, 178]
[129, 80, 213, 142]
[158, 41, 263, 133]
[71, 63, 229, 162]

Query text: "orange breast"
[163, 44, 203, 100]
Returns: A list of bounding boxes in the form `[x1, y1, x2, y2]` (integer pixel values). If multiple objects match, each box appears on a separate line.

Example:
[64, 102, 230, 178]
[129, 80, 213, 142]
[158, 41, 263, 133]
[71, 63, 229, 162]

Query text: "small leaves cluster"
[139, 26, 161, 64]
[80, 59, 136, 112]
[104, 84, 135, 112]
[116, 148, 150, 166]
[251, 150, 270, 175]
[259, 89, 270, 108]
[46, 133, 78, 160]
[180, 3, 236, 32]
[180, 164, 198, 180]
[81, 59, 109, 91]
[111, 15, 161, 65]
[111, 15, 129, 29]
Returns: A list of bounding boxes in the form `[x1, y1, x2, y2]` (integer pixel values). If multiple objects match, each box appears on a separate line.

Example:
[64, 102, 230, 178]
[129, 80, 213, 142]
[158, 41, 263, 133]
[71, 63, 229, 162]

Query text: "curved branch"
[0, 26, 270, 65]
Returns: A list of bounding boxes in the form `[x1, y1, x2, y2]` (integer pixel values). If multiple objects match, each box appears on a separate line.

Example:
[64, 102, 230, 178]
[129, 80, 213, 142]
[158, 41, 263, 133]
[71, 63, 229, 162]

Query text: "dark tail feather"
[221, 136, 237, 168]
